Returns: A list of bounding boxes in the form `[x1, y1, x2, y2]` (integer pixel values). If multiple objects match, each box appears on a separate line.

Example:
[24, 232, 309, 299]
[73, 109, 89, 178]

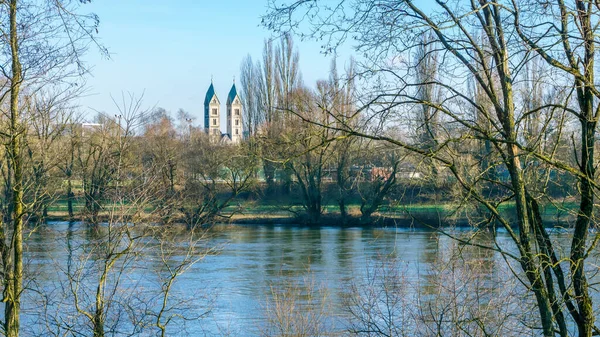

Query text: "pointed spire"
[228, 81, 238, 105]
[205, 81, 216, 106]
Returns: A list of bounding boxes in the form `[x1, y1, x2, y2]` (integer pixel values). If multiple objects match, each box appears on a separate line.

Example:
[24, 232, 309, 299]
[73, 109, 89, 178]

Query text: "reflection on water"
[16, 222, 583, 336]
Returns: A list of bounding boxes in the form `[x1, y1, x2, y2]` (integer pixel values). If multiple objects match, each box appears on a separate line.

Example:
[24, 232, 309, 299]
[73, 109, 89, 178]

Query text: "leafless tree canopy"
[262, 1, 600, 336]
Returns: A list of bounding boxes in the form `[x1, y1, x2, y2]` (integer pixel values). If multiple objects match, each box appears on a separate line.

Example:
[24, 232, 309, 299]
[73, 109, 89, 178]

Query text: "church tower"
[226, 82, 243, 144]
[204, 82, 221, 142]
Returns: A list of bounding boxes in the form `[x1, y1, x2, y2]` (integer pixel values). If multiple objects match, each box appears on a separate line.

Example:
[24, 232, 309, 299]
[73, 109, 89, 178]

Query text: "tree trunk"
[528, 193, 569, 336]
[93, 310, 105, 337]
[4, 154, 13, 224]
[5, 1, 23, 336]
[263, 160, 276, 192]
[336, 151, 349, 224]
[338, 198, 347, 223]
[506, 144, 555, 337]
[572, 117, 595, 337]
[67, 177, 74, 219]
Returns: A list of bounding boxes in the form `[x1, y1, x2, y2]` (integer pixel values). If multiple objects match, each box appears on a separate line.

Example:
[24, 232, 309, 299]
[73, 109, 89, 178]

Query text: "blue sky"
[79, 0, 353, 126]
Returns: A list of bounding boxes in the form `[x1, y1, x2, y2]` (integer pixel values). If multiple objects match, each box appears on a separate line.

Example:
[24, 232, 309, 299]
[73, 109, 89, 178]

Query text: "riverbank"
[41, 200, 577, 229]
[37, 192, 580, 228]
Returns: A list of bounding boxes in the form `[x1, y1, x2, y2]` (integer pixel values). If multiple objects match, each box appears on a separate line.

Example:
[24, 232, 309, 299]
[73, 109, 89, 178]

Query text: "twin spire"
[204, 79, 243, 144]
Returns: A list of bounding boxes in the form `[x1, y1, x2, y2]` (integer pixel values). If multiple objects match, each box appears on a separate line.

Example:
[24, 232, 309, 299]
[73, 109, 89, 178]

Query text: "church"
[204, 81, 243, 144]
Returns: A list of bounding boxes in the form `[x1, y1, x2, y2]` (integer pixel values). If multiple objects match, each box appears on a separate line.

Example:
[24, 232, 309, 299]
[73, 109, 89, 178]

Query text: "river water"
[16, 222, 584, 336]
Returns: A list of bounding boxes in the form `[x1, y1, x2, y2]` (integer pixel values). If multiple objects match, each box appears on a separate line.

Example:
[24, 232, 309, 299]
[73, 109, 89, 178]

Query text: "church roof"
[204, 83, 217, 106]
[220, 133, 232, 143]
[227, 84, 238, 105]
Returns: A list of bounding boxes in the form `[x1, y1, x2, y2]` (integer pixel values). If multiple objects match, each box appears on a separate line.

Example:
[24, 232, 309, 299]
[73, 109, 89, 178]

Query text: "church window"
[235, 119, 239, 126]
[213, 118, 216, 126]
[235, 129, 239, 135]
[235, 109, 240, 115]
[212, 108, 217, 115]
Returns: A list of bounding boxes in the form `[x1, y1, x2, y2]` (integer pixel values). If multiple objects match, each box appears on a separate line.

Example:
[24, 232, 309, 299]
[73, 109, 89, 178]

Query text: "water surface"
[19, 222, 563, 336]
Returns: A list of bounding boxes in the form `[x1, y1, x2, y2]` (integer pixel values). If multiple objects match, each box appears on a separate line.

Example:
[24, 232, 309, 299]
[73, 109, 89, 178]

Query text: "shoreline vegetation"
[40, 197, 579, 229]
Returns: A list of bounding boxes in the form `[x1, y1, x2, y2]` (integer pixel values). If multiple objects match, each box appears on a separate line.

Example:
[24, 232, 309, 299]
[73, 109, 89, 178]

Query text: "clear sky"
[78, 0, 353, 127]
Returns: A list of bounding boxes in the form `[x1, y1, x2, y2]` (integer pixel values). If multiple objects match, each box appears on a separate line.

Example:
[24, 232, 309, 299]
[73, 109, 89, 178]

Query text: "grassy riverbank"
[42, 196, 579, 228]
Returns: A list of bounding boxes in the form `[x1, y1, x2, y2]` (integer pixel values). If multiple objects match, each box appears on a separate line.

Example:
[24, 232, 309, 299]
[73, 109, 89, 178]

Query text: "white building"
[226, 83, 243, 144]
[204, 81, 243, 144]
[204, 82, 221, 142]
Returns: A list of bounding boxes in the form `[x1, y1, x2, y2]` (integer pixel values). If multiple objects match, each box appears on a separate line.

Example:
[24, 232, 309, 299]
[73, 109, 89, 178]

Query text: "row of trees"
[0, 1, 247, 335]
[238, 36, 442, 225]
[262, 0, 600, 336]
[0, 22, 424, 334]
[237, 33, 579, 228]
[10, 98, 260, 228]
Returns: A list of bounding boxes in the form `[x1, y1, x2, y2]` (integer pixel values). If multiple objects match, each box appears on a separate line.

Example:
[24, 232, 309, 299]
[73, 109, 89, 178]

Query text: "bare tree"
[0, 1, 103, 335]
[275, 33, 301, 117]
[329, 57, 360, 223]
[179, 135, 258, 227]
[147, 227, 214, 337]
[240, 55, 262, 138]
[282, 84, 334, 224]
[25, 88, 81, 223]
[357, 145, 403, 222]
[257, 39, 279, 189]
[263, 1, 600, 335]
[175, 108, 194, 139]
[261, 268, 331, 337]
[511, 2, 600, 335]
[141, 108, 180, 224]
[346, 234, 528, 337]
[59, 117, 82, 219]
[413, 34, 441, 184]
[77, 93, 148, 224]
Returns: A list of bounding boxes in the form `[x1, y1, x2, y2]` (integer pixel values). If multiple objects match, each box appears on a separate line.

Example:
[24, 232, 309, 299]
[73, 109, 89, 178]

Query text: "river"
[16, 222, 583, 336]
